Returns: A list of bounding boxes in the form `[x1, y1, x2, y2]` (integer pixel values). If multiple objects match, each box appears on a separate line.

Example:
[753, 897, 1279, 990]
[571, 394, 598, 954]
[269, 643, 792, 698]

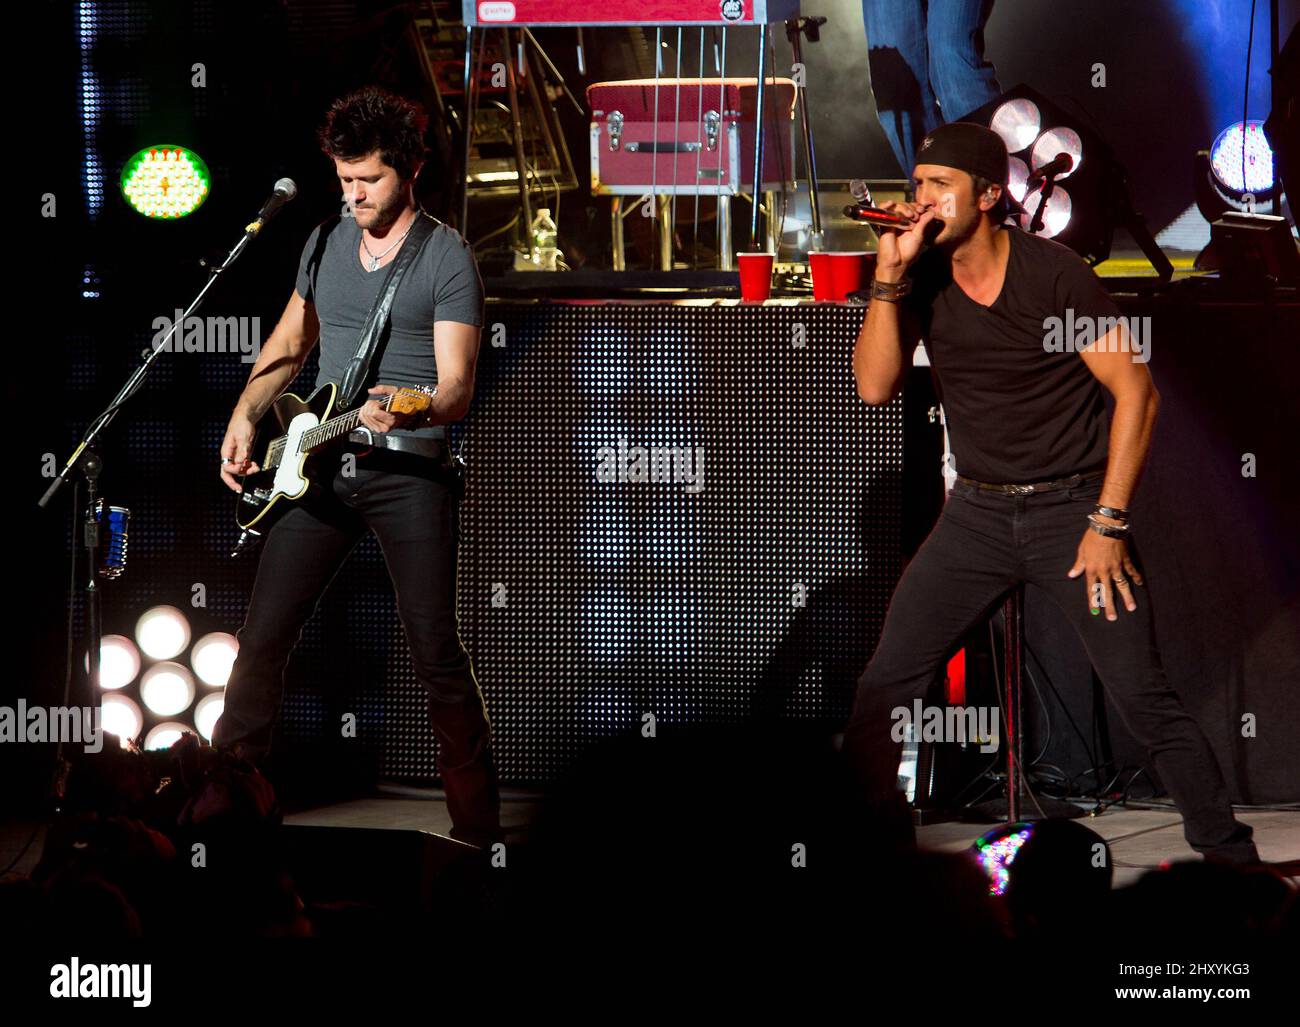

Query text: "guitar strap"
[334, 210, 442, 411]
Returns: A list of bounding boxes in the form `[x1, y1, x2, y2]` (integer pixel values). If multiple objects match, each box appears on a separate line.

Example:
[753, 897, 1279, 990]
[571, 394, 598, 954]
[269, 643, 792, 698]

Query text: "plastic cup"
[738, 252, 776, 302]
[810, 251, 876, 302]
[808, 251, 835, 301]
[830, 251, 874, 299]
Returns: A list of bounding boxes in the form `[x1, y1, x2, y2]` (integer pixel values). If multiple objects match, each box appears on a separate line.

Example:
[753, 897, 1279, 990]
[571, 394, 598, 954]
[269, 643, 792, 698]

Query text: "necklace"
[361, 207, 422, 271]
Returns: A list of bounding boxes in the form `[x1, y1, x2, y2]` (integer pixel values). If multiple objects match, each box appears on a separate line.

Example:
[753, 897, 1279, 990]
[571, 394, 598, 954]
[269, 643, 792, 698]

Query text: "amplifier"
[589, 78, 797, 195]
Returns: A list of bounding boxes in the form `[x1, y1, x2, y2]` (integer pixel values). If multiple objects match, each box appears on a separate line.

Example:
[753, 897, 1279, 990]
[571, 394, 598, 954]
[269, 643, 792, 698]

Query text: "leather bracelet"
[1087, 515, 1129, 539]
[1094, 504, 1129, 521]
[870, 277, 912, 301]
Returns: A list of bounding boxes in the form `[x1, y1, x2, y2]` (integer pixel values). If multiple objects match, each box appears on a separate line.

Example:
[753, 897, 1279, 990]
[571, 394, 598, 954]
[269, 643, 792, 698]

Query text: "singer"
[844, 121, 1258, 864]
[212, 86, 502, 847]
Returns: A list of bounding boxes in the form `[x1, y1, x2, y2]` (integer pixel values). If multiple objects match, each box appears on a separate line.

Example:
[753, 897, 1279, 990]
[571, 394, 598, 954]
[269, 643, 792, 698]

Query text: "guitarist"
[212, 86, 501, 848]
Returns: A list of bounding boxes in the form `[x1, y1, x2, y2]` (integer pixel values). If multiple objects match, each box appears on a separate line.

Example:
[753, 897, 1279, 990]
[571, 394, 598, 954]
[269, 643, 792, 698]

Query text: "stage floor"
[278, 788, 1300, 888]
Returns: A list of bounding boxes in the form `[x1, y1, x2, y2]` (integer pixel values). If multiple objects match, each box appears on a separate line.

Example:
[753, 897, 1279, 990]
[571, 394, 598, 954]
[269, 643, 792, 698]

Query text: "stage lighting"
[973, 824, 1033, 896]
[972, 819, 1113, 903]
[85, 634, 140, 690]
[1195, 121, 1279, 220]
[140, 662, 196, 717]
[1211, 121, 1274, 199]
[193, 693, 224, 742]
[190, 632, 238, 687]
[1007, 156, 1030, 205]
[120, 145, 210, 219]
[989, 98, 1041, 153]
[135, 605, 191, 660]
[958, 85, 1172, 278]
[1018, 182, 1073, 239]
[100, 694, 143, 749]
[1193, 123, 1295, 280]
[144, 722, 193, 751]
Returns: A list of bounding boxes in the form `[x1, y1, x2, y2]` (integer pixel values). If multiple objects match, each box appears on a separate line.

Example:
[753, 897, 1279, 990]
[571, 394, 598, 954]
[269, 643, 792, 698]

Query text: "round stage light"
[140, 662, 196, 717]
[1007, 156, 1030, 204]
[135, 605, 191, 660]
[1017, 183, 1072, 238]
[144, 722, 194, 751]
[191, 631, 238, 687]
[193, 692, 224, 742]
[1030, 126, 1083, 180]
[1209, 120, 1274, 196]
[85, 634, 141, 690]
[100, 694, 144, 749]
[989, 99, 1041, 153]
[120, 145, 211, 219]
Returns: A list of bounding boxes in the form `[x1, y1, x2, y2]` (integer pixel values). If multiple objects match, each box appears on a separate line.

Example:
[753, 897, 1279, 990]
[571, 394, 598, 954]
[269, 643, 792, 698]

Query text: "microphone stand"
[36, 216, 268, 801]
[1027, 172, 1060, 235]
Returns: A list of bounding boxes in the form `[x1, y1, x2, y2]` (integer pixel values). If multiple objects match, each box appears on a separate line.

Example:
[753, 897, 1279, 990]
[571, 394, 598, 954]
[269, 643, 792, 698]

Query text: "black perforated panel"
[428, 301, 905, 782]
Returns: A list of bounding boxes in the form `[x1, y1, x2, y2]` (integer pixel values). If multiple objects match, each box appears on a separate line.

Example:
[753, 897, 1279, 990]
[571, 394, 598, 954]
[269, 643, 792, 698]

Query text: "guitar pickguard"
[271, 411, 320, 500]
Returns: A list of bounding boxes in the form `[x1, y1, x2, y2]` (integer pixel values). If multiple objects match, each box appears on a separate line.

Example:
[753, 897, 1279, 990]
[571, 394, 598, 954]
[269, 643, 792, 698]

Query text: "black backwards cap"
[914, 121, 1026, 213]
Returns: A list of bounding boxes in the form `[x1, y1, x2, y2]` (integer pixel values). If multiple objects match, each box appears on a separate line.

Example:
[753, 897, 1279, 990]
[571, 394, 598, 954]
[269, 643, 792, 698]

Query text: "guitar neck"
[263, 394, 394, 471]
[299, 395, 392, 453]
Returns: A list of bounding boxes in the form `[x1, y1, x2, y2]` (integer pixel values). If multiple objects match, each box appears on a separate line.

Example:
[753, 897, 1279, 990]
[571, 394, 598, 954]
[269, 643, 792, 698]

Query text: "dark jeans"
[213, 447, 501, 845]
[843, 473, 1258, 864]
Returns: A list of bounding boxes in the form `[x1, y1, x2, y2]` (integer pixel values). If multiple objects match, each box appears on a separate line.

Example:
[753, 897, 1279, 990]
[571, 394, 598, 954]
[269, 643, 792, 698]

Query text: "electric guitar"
[230, 382, 436, 555]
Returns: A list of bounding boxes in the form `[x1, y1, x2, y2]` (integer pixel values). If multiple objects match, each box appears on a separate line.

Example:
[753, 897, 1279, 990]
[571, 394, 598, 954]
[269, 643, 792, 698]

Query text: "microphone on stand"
[1025, 153, 1073, 192]
[245, 178, 298, 237]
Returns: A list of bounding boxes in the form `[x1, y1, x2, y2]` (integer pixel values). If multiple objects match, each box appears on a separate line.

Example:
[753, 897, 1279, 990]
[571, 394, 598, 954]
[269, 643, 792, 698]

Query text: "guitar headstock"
[388, 385, 437, 416]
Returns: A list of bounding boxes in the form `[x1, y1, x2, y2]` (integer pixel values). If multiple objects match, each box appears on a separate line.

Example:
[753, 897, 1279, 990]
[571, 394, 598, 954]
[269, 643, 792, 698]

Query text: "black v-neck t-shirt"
[903, 225, 1121, 484]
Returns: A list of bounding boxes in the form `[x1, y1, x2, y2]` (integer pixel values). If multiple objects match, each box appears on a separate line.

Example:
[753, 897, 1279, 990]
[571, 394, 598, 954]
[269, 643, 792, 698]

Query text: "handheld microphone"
[1026, 153, 1073, 191]
[245, 178, 297, 236]
[843, 204, 915, 230]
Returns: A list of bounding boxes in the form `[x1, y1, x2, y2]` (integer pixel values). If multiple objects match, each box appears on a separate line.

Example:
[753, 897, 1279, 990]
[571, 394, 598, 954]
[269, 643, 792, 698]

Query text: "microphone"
[843, 204, 915, 230]
[1026, 153, 1073, 191]
[245, 178, 297, 236]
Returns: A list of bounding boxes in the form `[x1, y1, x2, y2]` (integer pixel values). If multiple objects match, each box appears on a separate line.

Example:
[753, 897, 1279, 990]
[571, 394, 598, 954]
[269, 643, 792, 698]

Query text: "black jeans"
[843, 473, 1258, 863]
[213, 447, 501, 845]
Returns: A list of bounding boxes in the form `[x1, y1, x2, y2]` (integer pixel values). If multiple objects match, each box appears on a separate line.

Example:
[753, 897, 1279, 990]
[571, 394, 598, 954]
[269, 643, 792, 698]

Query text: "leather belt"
[955, 468, 1104, 495]
[347, 429, 448, 461]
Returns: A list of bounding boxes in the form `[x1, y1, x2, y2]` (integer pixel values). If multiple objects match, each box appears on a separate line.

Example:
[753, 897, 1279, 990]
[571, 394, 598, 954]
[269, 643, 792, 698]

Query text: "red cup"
[738, 252, 775, 302]
[830, 251, 874, 299]
[808, 251, 835, 301]
[809, 251, 875, 302]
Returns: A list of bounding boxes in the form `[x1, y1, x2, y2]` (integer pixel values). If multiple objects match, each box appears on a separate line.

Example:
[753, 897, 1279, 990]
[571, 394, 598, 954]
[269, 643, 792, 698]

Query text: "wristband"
[1087, 515, 1129, 539]
[1093, 504, 1129, 521]
[870, 277, 912, 302]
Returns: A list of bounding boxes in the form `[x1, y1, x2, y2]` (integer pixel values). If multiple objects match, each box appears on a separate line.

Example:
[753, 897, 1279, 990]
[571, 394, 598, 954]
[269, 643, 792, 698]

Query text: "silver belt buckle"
[1007, 483, 1036, 495]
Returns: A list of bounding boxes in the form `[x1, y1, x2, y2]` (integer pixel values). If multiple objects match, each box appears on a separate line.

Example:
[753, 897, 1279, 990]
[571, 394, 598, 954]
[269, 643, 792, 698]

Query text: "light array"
[120, 145, 211, 219]
[90, 608, 237, 749]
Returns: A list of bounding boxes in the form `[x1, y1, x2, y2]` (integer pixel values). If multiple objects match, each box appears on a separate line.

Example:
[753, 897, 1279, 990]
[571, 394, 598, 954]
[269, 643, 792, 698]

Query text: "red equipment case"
[588, 78, 797, 195]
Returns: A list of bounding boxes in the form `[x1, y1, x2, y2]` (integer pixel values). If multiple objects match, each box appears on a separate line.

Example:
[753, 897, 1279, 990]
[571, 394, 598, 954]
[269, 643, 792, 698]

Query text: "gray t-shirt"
[295, 214, 484, 439]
